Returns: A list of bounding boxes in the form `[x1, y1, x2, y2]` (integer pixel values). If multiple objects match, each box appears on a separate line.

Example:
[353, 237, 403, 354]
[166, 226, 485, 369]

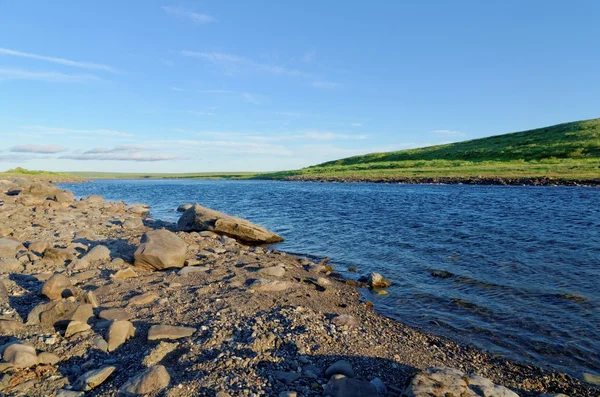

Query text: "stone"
[177, 204, 284, 244]
[43, 247, 73, 265]
[134, 230, 187, 270]
[128, 292, 159, 306]
[77, 245, 111, 267]
[0, 238, 25, 258]
[332, 314, 359, 327]
[27, 301, 93, 327]
[142, 341, 178, 367]
[3, 343, 38, 368]
[325, 360, 354, 378]
[370, 378, 387, 396]
[403, 367, 519, 397]
[123, 218, 144, 230]
[55, 390, 85, 397]
[275, 370, 301, 385]
[323, 374, 378, 397]
[367, 272, 391, 289]
[257, 264, 286, 277]
[113, 267, 138, 279]
[93, 335, 109, 352]
[0, 258, 24, 273]
[177, 204, 193, 212]
[119, 365, 170, 396]
[127, 203, 150, 216]
[41, 273, 77, 300]
[147, 324, 196, 340]
[0, 319, 23, 333]
[53, 190, 75, 203]
[99, 308, 131, 321]
[107, 320, 136, 352]
[279, 392, 297, 397]
[177, 266, 210, 276]
[248, 279, 294, 292]
[73, 366, 116, 391]
[37, 351, 61, 365]
[65, 321, 92, 337]
[28, 240, 50, 254]
[583, 372, 600, 385]
[81, 195, 104, 204]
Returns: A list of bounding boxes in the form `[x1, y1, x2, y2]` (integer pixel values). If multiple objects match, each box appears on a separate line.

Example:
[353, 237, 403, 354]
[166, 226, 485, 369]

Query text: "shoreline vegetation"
[0, 175, 598, 396]
[3, 118, 599, 186]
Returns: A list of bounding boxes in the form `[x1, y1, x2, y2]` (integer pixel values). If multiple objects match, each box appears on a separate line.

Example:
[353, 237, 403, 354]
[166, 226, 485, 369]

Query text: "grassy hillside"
[256, 118, 600, 183]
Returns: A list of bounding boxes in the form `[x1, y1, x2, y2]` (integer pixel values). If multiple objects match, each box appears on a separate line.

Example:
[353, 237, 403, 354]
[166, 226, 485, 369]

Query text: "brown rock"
[107, 320, 136, 352]
[112, 267, 138, 279]
[128, 292, 159, 306]
[3, 343, 38, 368]
[0, 319, 23, 333]
[119, 365, 170, 396]
[98, 308, 131, 321]
[0, 238, 25, 258]
[134, 230, 187, 270]
[27, 300, 93, 327]
[73, 366, 116, 391]
[41, 273, 77, 300]
[65, 320, 92, 337]
[147, 324, 196, 340]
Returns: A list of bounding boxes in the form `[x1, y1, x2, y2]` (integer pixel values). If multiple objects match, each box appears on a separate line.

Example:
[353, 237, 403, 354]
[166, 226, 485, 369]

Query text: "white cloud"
[0, 68, 102, 83]
[161, 6, 215, 24]
[311, 80, 341, 89]
[10, 144, 67, 153]
[60, 153, 179, 162]
[0, 48, 117, 73]
[182, 51, 308, 77]
[432, 129, 466, 137]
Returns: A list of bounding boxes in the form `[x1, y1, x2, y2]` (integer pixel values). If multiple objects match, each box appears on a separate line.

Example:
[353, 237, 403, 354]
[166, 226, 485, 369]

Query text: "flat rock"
[0, 258, 24, 273]
[148, 324, 196, 340]
[27, 300, 93, 327]
[112, 267, 138, 279]
[142, 341, 178, 367]
[107, 320, 136, 351]
[0, 319, 23, 333]
[123, 218, 144, 230]
[249, 279, 294, 292]
[134, 230, 187, 270]
[76, 245, 111, 269]
[178, 266, 210, 276]
[65, 320, 92, 337]
[119, 365, 170, 396]
[128, 292, 159, 306]
[177, 204, 284, 244]
[257, 264, 286, 277]
[403, 367, 519, 397]
[37, 351, 61, 364]
[41, 273, 77, 300]
[73, 366, 116, 391]
[99, 308, 131, 321]
[0, 238, 25, 258]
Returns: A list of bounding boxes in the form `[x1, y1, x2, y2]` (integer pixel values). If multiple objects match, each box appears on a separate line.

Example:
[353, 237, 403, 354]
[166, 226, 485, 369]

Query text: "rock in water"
[119, 365, 170, 395]
[177, 204, 284, 244]
[134, 229, 187, 270]
[367, 272, 391, 289]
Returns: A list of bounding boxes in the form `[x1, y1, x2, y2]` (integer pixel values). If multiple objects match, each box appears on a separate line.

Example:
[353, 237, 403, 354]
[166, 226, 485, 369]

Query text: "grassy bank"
[256, 118, 600, 183]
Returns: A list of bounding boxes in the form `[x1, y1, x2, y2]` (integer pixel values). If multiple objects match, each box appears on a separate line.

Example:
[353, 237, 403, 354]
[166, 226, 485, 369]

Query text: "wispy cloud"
[432, 129, 466, 137]
[170, 86, 185, 92]
[182, 51, 308, 77]
[20, 126, 135, 138]
[162, 6, 215, 24]
[60, 153, 179, 162]
[10, 144, 67, 153]
[311, 80, 341, 89]
[0, 48, 117, 73]
[83, 145, 146, 154]
[0, 68, 102, 83]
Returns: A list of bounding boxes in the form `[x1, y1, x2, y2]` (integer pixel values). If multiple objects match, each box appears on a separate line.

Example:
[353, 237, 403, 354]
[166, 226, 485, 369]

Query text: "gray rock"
[123, 218, 144, 230]
[98, 308, 131, 321]
[0, 258, 24, 273]
[128, 292, 159, 306]
[27, 300, 93, 327]
[134, 229, 187, 270]
[323, 374, 378, 397]
[332, 314, 359, 327]
[107, 320, 135, 352]
[257, 264, 286, 277]
[73, 366, 116, 391]
[65, 321, 92, 337]
[142, 341, 178, 367]
[37, 351, 61, 365]
[177, 266, 210, 276]
[325, 360, 354, 378]
[55, 390, 84, 397]
[2, 343, 37, 368]
[249, 279, 294, 292]
[119, 365, 170, 396]
[177, 204, 284, 244]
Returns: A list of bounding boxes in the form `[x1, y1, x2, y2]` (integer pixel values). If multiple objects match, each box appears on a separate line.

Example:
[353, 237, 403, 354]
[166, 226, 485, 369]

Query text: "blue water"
[59, 179, 600, 377]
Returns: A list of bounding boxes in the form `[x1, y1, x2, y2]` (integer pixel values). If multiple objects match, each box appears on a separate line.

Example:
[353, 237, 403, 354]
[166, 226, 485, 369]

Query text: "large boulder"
[27, 300, 93, 327]
[134, 230, 187, 270]
[177, 204, 284, 244]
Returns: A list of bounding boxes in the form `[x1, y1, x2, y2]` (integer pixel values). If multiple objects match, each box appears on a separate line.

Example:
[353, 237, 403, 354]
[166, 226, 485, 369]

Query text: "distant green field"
[256, 118, 600, 183]
[67, 171, 258, 179]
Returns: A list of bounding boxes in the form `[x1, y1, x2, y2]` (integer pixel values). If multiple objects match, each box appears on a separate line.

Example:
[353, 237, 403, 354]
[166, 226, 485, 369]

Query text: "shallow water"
[59, 179, 600, 377]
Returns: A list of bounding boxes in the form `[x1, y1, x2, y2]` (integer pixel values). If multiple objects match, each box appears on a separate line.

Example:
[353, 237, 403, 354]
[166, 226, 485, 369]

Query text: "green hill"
[256, 118, 600, 184]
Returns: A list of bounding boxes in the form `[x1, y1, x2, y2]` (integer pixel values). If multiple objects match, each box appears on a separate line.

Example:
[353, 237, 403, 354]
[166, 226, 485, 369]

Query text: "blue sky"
[1, 1, 599, 172]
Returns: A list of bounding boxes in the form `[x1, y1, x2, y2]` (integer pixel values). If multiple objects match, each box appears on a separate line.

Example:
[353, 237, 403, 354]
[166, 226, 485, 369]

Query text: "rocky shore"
[0, 177, 597, 396]
[281, 175, 600, 187]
